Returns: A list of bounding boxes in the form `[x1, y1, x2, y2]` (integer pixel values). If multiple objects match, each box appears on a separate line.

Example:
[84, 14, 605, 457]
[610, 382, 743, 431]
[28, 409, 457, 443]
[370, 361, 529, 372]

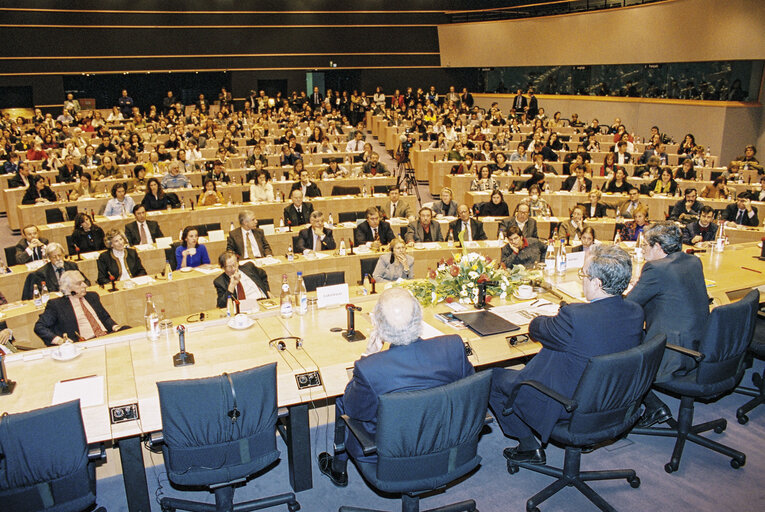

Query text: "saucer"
[179, 266, 193, 273]
[51, 346, 83, 361]
[227, 318, 254, 330]
[513, 290, 538, 301]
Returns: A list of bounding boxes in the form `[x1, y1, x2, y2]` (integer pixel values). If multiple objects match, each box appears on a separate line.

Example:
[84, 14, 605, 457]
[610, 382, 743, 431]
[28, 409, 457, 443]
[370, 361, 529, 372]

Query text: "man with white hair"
[160, 160, 190, 189]
[34, 270, 123, 346]
[30, 242, 89, 295]
[318, 287, 474, 487]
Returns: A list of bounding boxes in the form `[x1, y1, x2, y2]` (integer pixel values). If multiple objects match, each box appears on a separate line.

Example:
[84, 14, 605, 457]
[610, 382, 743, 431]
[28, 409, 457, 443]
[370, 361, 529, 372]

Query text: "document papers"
[489, 299, 561, 326]
[53, 375, 105, 408]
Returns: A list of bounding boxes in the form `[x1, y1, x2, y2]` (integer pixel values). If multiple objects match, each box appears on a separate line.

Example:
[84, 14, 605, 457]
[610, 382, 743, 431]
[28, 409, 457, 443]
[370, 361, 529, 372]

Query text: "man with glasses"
[490, 245, 644, 465]
[619, 187, 643, 219]
[32, 242, 90, 294]
[498, 203, 538, 239]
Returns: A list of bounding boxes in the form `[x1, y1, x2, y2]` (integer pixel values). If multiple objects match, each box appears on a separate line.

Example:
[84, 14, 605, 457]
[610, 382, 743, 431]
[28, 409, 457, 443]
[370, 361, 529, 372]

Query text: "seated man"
[362, 151, 390, 176]
[724, 192, 759, 227]
[290, 169, 322, 198]
[354, 206, 396, 248]
[560, 163, 592, 192]
[33, 242, 90, 293]
[498, 203, 538, 239]
[56, 155, 84, 184]
[618, 187, 644, 219]
[296, 211, 336, 253]
[283, 189, 314, 227]
[318, 287, 474, 486]
[226, 210, 272, 259]
[500, 226, 544, 269]
[213, 251, 269, 308]
[404, 207, 443, 245]
[124, 204, 164, 246]
[449, 204, 487, 242]
[382, 187, 411, 220]
[160, 161, 191, 189]
[15, 224, 50, 264]
[491, 245, 644, 463]
[8, 162, 32, 189]
[670, 187, 702, 221]
[345, 130, 366, 154]
[34, 270, 124, 345]
[682, 205, 718, 245]
[206, 160, 231, 184]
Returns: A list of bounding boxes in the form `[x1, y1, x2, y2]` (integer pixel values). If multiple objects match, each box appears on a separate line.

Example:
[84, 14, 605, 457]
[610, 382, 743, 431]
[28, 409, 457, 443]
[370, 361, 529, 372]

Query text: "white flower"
[467, 282, 474, 288]
[460, 290, 468, 297]
[468, 271, 479, 279]
[500, 292, 507, 299]
[431, 291, 437, 304]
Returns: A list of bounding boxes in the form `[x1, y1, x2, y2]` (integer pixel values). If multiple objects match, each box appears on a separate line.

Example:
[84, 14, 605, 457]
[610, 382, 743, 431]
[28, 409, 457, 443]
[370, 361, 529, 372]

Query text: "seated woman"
[501, 225, 543, 269]
[71, 212, 105, 253]
[490, 151, 514, 175]
[248, 170, 275, 202]
[522, 184, 553, 217]
[583, 189, 608, 218]
[648, 167, 679, 196]
[571, 226, 599, 259]
[321, 159, 349, 179]
[96, 229, 147, 285]
[603, 167, 630, 194]
[470, 165, 498, 192]
[558, 205, 586, 241]
[69, 172, 97, 201]
[141, 177, 176, 211]
[176, 226, 211, 269]
[600, 152, 617, 177]
[432, 187, 458, 217]
[21, 174, 57, 204]
[618, 205, 650, 241]
[478, 189, 510, 217]
[372, 237, 414, 283]
[103, 182, 136, 216]
[197, 178, 224, 206]
[700, 176, 730, 199]
[131, 164, 148, 193]
[674, 159, 696, 180]
[453, 153, 477, 175]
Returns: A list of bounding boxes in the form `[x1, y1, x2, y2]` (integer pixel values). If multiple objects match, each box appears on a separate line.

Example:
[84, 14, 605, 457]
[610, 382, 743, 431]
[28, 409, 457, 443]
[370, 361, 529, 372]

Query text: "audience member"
[176, 226, 211, 268]
[96, 229, 147, 285]
[226, 210, 272, 258]
[15, 224, 49, 264]
[295, 211, 336, 253]
[71, 213, 106, 253]
[213, 251, 270, 308]
[124, 204, 164, 246]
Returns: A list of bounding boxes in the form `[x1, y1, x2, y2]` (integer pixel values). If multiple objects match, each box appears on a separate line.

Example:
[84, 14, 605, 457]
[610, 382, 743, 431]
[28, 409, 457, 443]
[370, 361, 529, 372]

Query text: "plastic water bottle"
[715, 219, 725, 252]
[296, 272, 308, 315]
[328, 213, 334, 227]
[447, 229, 454, 247]
[144, 293, 160, 341]
[165, 260, 173, 281]
[33, 284, 42, 308]
[339, 239, 347, 256]
[280, 274, 293, 318]
[544, 240, 555, 275]
[635, 232, 645, 261]
[614, 231, 622, 245]
[556, 243, 567, 276]
[286, 245, 294, 262]
[229, 221, 235, 233]
[41, 281, 50, 304]
[362, 183, 368, 197]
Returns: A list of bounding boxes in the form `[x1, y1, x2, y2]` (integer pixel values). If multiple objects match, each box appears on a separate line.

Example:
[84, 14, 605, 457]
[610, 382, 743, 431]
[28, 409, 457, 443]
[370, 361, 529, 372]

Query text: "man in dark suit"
[310, 86, 323, 109]
[213, 251, 270, 308]
[283, 189, 314, 227]
[34, 270, 122, 345]
[491, 245, 644, 464]
[382, 187, 412, 220]
[498, 203, 538, 239]
[56, 155, 84, 183]
[723, 192, 759, 226]
[404, 207, 443, 244]
[15, 225, 49, 264]
[354, 206, 396, 248]
[226, 210, 272, 259]
[124, 204, 164, 246]
[7, 162, 31, 189]
[614, 141, 632, 165]
[627, 221, 709, 427]
[449, 204, 487, 242]
[318, 287, 474, 486]
[290, 170, 322, 198]
[33, 243, 90, 293]
[560, 164, 593, 192]
[96, 230, 147, 285]
[295, 211, 336, 253]
[511, 89, 527, 115]
[669, 188, 702, 220]
[681, 206, 718, 245]
[526, 88, 538, 118]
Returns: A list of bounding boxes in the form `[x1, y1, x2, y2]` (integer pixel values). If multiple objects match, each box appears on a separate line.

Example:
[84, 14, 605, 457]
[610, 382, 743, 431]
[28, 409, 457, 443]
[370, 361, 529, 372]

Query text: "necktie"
[373, 228, 379, 241]
[248, 232, 260, 257]
[391, 203, 396, 218]
[236, 281, 245, 300]
[579, 181, 585, 192]
[79, 298, 107, 337]
[55, 267, 63, 284]
[140, 223, 149, 244]
[314, 233, 320, 251]
[356, 141, 361, 151]
[464, 222, 471, 241]
[736, 210, 745, 224]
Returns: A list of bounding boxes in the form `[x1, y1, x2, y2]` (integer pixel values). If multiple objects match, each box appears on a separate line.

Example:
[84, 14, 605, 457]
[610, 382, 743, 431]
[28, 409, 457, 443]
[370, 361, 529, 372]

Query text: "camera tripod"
[395, 158, 421, 203]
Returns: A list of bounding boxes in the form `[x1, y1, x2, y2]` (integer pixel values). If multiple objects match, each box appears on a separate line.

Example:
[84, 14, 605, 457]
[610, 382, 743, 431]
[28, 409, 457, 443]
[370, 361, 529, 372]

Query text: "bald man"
[318, 288, 475, 487]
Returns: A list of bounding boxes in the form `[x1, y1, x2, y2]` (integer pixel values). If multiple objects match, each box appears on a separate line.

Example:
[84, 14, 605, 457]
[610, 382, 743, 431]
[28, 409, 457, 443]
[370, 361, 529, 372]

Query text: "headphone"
[269, 336, 303, 350]
[222, 372, 240, 423]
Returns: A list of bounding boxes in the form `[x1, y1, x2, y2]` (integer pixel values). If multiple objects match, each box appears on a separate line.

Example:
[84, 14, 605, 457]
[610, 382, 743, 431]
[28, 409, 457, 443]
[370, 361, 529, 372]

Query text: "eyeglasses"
[577, 269, 591, 280]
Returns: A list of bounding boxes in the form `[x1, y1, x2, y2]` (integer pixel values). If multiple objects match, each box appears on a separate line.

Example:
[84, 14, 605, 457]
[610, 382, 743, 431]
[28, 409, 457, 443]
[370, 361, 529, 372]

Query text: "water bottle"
[614, 231, 622, 245]
[715, 219, 725, 252]
[544, 240, 555, 275]
[33, 284, 42, 308]
[144, 293, 160, 341]
[181, 199, 186, 210]
[556, 243, 567, 275]
[296, 272, 308, 315]
[339, 239, 347, 256]
[227, 295, 234, 318]
[635, 232, 645, 261]
[229, 221, 235, 233]
[121, 204, 127, 218]
[41, 281, 50, 304]
[279, 218, 285, 231]
[286, 245, 294, 262]
[165, 260, 173, 281]
[362, 183, 368, 196]
[447, 229, 454, 247]
[328, 213, 334, 227]
[276, 190, 282, 202]
[280, 274, 293, 318]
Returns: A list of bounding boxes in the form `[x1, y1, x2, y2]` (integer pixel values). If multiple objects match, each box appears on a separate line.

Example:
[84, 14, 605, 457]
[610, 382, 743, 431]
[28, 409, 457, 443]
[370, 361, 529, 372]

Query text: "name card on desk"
[566, 251, 585, 269]
[155, 237, 173, 249]
[316, 283, 349, 309]
[261, 224, 275, 235]
[134, 243, 152, 251]
[207, 229, 225, 242]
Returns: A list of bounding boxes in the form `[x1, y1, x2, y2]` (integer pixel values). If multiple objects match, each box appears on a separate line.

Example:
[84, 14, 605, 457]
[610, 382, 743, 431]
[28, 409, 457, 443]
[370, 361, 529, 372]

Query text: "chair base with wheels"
[339, 494, 475, 512]
[632, 395, 745, 473]
[160, 484, 299, 512]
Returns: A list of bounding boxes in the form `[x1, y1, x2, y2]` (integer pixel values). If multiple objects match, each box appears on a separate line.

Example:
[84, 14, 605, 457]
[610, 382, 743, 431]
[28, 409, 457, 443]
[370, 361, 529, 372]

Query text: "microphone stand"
[342, 304, 366, 342]
[172, 324, 195, 367]
[476, 280, 498, 309]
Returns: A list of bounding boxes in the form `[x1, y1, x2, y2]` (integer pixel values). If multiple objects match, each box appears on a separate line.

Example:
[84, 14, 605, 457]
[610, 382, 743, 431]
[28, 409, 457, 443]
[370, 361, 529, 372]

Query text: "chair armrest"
[146, 431, 164, 448]
[666, 343, 705, 363]
[340, 414, 377, 456]
[87, 443, 106, 462]
[503, 380, 578, 416]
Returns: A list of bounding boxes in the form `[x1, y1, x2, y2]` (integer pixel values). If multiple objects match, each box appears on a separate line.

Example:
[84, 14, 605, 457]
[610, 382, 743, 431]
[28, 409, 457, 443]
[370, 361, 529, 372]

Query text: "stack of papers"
[490, 300, 560, 326]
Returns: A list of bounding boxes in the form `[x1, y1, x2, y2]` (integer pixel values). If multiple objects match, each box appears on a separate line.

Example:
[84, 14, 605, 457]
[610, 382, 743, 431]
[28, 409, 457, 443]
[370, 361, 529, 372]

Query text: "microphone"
[476, 280, 499, 309]
[343, 304, 365, 342]
[686, 248, 706, 254]
[172, 324, 194, 367]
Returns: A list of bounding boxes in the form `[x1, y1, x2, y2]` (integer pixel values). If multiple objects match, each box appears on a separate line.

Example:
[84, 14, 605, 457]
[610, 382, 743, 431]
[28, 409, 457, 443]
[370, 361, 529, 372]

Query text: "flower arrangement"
[398, 251, 541, 306]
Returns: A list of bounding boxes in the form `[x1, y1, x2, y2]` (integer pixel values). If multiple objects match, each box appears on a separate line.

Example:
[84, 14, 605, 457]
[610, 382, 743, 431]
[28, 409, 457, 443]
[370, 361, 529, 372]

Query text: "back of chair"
[360, 257, 378, 281]
[242, 190, 251, 203]
[324, 271, 345, 286]
[3, 246, 16, 267]
[338, 212, 357, 223]
[331, 185, 360, 196]
[45, 208, 64, 224]
[302, 272, 345, 292]
[373, 371, 491, 493]
[694, 289, 758, 390]
[374, 185, 389, 195]
[157, 363, 280, 487]
[65, 206, 79, 221]
[206, 222, 222, 233]
[0, 400, 95, 512]
[563, 334, 666, 445]
[65, 235, 77, 256]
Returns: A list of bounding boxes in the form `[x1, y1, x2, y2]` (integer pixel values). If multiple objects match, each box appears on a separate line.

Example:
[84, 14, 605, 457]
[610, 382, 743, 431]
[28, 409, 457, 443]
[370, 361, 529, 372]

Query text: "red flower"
[485, 295, 493, 303]
[449, 265, 460, 277]
[486, 257, 492, 264]
[438, 258, 445, 266]
[500, 262, 507, 270]
[428, 269, 437, 279]
[445, 297, 454, 303]
[446, 257, 454, 266]
[477, 273, 489, 284]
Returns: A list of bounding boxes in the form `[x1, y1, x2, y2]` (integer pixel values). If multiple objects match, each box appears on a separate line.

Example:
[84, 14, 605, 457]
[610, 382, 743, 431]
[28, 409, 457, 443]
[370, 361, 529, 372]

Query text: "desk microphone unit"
[476, 280, 498, 309]
[172, 325, 195, 367]
[342, 304, 366, 342]
[0, 354, 16, 395]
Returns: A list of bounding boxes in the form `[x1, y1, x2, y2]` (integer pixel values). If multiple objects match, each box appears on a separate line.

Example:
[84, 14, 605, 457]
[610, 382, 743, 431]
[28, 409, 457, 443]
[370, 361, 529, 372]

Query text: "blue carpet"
[96, 361, 765, 511]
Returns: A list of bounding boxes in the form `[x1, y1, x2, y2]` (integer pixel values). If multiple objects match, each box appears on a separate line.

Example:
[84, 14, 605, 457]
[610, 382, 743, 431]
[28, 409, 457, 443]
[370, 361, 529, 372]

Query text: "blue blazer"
[337, 335, 474, 462]
[503, 296, 644, 442]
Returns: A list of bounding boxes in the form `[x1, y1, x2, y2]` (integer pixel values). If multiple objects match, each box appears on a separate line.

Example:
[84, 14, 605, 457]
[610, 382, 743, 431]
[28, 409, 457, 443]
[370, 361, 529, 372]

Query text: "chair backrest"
[242, 190, 250, 203]
[338, 212, 357, 223]
[0, 400, 96, 512]
[65, 206, 79, 221]
[564, 334, 667, 444]
[21, 272, 39, 301]
[194, 224, 209, 236]
[360, 257, 378, 282]
[373, 371, 491, 491]
[206, 222, 222, 233]
[257, 218, 273, 227]
[3, 246, 16, 267]
[324, 271, 345, 286]
[157, 363, 280, 487]
[331, 185, 360, 196]
[374, 185, 390, 194]
[65, 235, 77, 256]
[301, 271, 344, 292]
[694, 289, 759, 390]
[44, 208, 64, 224]
[292, 235, 301, 253]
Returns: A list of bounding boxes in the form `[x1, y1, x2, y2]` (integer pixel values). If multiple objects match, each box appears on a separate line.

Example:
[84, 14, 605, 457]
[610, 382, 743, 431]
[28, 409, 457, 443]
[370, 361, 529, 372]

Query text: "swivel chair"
[504, 334, 666, 512]
[734, 308, 765, 424]
[331, 186, 360, 196]
[338, 371, 492, 512]
[154, 363, 299, 512]
[0, 400, 106, 512]
[631, 289, 757, 473]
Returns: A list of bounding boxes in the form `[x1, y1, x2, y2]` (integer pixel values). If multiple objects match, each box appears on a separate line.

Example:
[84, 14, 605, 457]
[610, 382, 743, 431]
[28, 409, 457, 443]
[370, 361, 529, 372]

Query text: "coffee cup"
[59, 342, 77, 358]
[517, 284, 534, 299]
[233, 314, 249, 328]
[187, 248, 196, 256]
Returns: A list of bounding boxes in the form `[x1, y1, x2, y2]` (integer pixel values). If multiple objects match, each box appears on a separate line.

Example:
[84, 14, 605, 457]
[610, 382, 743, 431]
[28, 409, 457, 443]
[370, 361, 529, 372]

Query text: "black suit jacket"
[581, 203, 608, 218]
[96, 248, 147, 284]
[354, 220, 396, 246]
[213, 262, 270, 308]
[295, 227, 336, 252]
[57, 164, 84, 183]
[290, 181, 322, 198]
[30, 261, 90, 296]
[7, 172, 30, 189]
[283, 202, 314, 227]
[34, 292, 117, 346]
[724, 203, 759, 226]
[448, 218, 487, 241]
[226, 227, 272, 258]
[124, 220, 164, 246]
[15, 237, 50, 264]
[561, 175, 593, 192]
[682, 221, 718, 245]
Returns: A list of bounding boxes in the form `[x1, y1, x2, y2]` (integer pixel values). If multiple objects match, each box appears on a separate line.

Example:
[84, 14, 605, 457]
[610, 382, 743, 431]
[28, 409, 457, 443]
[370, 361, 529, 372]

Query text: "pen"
[60, 374, 96, 383]
[529, 300, 540, 307]
[741, 266, 762, 274]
